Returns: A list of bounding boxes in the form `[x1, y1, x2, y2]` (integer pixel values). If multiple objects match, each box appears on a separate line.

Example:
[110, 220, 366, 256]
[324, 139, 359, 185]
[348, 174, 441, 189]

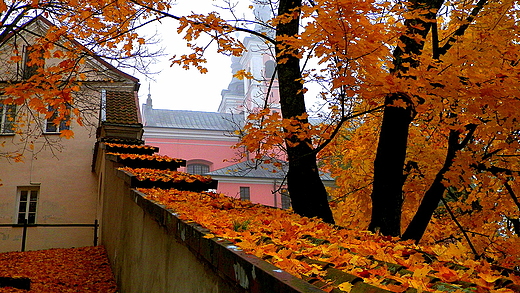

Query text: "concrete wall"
[98, 152, 324, 293]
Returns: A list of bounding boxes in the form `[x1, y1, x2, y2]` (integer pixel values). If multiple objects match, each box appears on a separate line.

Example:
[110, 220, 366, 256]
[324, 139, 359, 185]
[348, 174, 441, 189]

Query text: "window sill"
[0, 133, 15, 136]
[43, 132, 62, 135]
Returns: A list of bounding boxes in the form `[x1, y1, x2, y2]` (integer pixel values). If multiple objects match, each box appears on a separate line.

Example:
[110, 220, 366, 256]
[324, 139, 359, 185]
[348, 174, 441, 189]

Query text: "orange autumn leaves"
[139, 188, 520, 293]
[0, 246, 117, 293]
[108, 152, 184, 163]
[119, 167, 212, 184]
[104, 143, 157, 151]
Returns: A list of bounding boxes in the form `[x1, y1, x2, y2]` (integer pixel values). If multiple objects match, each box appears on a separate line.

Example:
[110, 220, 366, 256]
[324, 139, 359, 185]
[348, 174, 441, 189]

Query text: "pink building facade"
[140, 100, 295, 208]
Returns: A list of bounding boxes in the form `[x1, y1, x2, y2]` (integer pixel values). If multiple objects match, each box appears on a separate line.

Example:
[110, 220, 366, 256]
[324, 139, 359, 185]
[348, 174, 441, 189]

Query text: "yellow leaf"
[413, 266, 430, 280]
[477, 272, 502, 283]
[338, 282, 353, 292]
[203, 233, 216, 239]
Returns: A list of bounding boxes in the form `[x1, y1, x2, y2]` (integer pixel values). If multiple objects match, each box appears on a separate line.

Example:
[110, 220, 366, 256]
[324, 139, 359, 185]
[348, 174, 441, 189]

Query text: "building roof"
[0, 16, 140, 86]
[143, 109, 242, 131]
[105, 91, 141, 125]
[207, 159, 334, 182]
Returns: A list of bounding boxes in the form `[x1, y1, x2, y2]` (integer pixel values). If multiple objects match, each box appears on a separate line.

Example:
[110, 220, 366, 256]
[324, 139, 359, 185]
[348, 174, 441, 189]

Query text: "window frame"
[239, 186, 250, 201]
[186, 163, 210, 175]
[16, 186, 40, 225]
[0, 103, 16, 135]
[44, 105, 71, 134]
[22, 45, 44, 80]
[281, 191, 291, 209]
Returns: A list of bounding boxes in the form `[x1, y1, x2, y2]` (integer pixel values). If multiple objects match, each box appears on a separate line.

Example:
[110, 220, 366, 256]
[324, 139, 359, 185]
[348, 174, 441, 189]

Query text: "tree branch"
[129, 0, 276, 44]
[438, 0, 488, 56]
[312, 105, 384, 155]
[504, 180, 520, 212]
[440, 196, 480, 259]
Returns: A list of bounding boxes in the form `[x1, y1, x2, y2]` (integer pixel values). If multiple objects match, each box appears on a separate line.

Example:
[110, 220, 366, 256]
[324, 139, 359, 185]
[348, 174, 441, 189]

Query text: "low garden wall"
[99, 157, 326, 293]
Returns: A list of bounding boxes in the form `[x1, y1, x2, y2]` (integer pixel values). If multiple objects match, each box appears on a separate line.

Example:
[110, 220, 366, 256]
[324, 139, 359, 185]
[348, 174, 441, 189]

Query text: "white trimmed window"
[22, 45, 43, 80]
[0, 103, 16, 134]
[17, 187, 39, 224]
[281, 192, 291, 209]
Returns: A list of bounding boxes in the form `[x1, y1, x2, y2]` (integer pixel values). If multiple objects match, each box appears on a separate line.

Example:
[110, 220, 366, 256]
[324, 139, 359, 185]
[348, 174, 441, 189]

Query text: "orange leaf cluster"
[0, 246, 117, 293]
[108, 152, 183, 163]
[119, 167, 212, 184]
[104, 143, 156, 150]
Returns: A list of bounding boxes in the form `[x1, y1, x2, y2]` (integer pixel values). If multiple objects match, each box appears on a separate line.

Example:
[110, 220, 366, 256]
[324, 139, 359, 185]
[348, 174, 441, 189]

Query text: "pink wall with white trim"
[143, 136, 285, 208]
[144, 137, 238, 172]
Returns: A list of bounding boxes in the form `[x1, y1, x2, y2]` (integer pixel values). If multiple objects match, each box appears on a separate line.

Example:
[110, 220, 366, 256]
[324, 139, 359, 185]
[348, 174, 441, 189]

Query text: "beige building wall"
[0, 16, 140, 252]
[0, 111, 99, 252]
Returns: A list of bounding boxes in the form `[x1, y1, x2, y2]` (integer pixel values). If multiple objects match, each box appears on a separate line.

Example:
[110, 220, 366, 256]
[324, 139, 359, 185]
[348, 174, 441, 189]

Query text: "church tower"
[218, 2, 280, 114]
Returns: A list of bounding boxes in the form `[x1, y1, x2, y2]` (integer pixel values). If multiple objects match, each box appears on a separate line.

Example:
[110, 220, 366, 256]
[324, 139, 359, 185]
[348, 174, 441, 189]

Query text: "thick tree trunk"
[368, 0, 444, 236]
[368, 93, 414, 236]
[276, 0, 334, 224]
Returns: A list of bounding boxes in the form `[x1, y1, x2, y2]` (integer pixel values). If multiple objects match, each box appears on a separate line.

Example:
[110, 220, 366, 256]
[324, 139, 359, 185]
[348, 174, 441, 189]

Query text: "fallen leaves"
[108, 152, 185, 163]
[120, 167, 212, 183]
[0, 246, 117, 293]
[138, 187, 519, 292]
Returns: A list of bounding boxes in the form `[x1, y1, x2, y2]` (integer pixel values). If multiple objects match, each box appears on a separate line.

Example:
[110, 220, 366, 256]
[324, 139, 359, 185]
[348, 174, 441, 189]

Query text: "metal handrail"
[0, 220, 99, 251]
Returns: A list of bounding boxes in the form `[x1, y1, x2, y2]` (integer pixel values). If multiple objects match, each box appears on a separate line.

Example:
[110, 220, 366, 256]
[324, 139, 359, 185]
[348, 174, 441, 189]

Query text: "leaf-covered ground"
[0, 246, 117, 292]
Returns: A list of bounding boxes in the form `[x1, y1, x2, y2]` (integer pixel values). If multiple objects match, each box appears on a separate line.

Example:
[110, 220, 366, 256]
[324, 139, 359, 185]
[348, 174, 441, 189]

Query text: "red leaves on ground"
[0, 246, 117, 293]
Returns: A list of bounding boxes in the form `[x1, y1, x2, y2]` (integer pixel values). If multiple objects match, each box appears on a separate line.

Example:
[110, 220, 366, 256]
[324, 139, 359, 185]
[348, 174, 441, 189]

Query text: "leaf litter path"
[0, 246, 117, 292]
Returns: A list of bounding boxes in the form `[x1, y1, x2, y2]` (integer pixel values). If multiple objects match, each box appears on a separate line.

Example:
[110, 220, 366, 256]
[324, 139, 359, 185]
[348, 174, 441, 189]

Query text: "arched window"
[186, 159, 212, 174]
[187, 163, 210, 175]
[264, 60, 276, 79]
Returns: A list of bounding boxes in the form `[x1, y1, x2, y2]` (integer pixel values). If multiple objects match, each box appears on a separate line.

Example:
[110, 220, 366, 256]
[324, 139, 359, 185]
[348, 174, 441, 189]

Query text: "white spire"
[145, 83, 152, 110]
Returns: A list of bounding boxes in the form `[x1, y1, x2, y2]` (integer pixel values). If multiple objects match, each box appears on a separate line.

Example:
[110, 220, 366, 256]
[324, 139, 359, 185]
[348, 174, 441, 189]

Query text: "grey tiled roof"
[144, 109, 241, 131]
[207, 159, 334, 181]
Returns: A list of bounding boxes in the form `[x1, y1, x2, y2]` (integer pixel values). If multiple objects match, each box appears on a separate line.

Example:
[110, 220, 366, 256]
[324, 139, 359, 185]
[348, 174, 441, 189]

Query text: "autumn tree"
[318, 0, 520, 263]
[0, 0, 160, 160]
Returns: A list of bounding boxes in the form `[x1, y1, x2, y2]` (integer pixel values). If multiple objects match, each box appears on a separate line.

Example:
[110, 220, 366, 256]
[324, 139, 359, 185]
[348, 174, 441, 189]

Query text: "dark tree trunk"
[368, 93, 414, 236]
[368, 0, 444, 236]
[402, 130, 460, 241]
[275, 0, 334, 224]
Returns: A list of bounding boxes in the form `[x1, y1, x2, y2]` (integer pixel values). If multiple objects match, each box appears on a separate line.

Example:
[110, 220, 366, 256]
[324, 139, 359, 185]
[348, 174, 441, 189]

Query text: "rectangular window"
[239, 187, 250, 201]
[45, 106, 70, 133]
[17, 187, 39, 224]
[281, 191, 291, 209]
[0, 103, 16, 134]
[23, 46, 43, 79]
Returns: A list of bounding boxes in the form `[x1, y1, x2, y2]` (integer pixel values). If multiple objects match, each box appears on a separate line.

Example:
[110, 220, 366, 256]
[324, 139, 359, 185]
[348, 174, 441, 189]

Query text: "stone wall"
[98, 155, 325, 293]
